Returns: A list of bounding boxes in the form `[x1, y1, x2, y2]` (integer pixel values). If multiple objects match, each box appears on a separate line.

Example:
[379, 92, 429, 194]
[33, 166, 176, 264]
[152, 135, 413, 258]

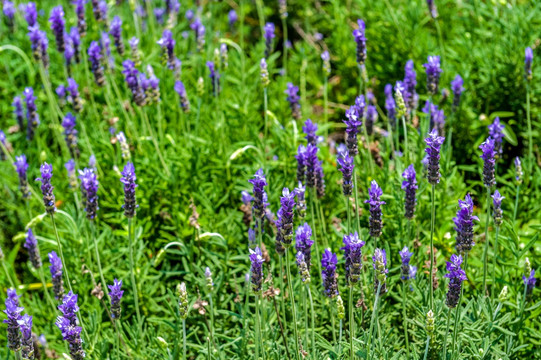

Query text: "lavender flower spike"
[248, 169, 268, 222]
[373, 248, 388, 293]
[488, 117, 505, 154]
[24, 87, 39, 141]
[285, 83, 301, 120]
[79, 168, 99, 220]
[14, 155, 31, 199]
[365, 180, 385, 238]
[3, 1, 15, 30]
[18, 314, 34, 359]
[62, 113, 80, 159]
[0, 131, 6, 161]
[514, 157, 523, 184]
[321, 249, 339, 298]
[523, 268, 536, 298]
[88, 41, 105, 86]
[454, 194, 479, 254]
[264, 22, 275, 57]
[228, 9, 238, 27]
[479, 137, 496, 188]
[121, 162, 138, 218]
[425, 129, 445, 185]
[110, 16, 125, 56]
[295, 145, 306, 184]
[249, 247, 264, 293]
[28, 26, 50, 69]
[3, 289, 23, 351]
[56, 291, 85, 360]
[36, 163, 56, 214]
[74, 0, 87, 37]
[344, 103, 363, 157]
[399, 247, 414, 280]
[451, 75, 464, 111]
[157, 29, 176, 69]
[108, 279, 124, 319]
[67, 78, 83, 112]
[427, 0, 438, 18]
[122, 59, 145, 106]
[402, 164, 417, 219]
[525, 47, 533, 81]
[296, 252, 310, 283]
[492, 190, 504, 227]
[49, 251, 64, 299]
[13, 96, 24, 131]
[384, 84, 396, 124]
[337, 147, 354, 196]
[424, 56, 442, 95]
[303, 119, 318, 146]
[304, 144, 319, 189]
[50, 6, 66, 52]
[342, 232, 365, 285]
[277, 188, 296, 248]
[295, 223, 313, 271]
[403, 60, 417, 113]
[24, 228, 42, 269]
[365, 105, 377, 136]
[352, 19, 367, 65]
[23, 2, 37, 27]
[294, 182, 306, 219]
[207, 61, 220, 95]
[66, 159, 77, 189]
[445, 254, 467, 308]
[174, 80, 190, 112]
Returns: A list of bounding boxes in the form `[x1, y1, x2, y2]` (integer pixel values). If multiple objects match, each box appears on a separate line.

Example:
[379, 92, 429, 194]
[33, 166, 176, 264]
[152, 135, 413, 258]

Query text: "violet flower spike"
[337, 147, 354, 196]
[342, 232, 365, 285]
[79, 168, 99, 220]
[315, 158, 325, 199]
[488, 117, 505, 154]
[402, 164, 417, 219]
[425, 129, 445, 185]
[24, 228, 42, 269]
[451, 75, 463, 111]
[0, 131, 5, 161]
[321, 248, 339, 298]
[479, 137, 496, 188]
[399, 246, 414, 280]
[157, 29, 176, 69]
[514, 156, 523, 184]
[295, 145, 306, 184]
[523, 269, 536, 298]
[365, 105, 377, 136]
[295, 223, 313, 272]
[403, 60, 417, 112]
[492, 190, 504, 227]
[285, 82, 301, 120]
[36, 163, 56, 214]
[248, 169, 268, 225]
[277, 188, 296, 248]
[445, 254, 467, 308]
[14, 155, 31, 199]
[122, 59, 145, 106]
[49, 251, 64, 299]
[427, 0, 438, 18]
[110, 16, 125, 56]
[264, 22, 275, 57]
[525, 47, 533, 81]
[24, 87, 39, 141]
[67, 78, 83, 112]
[3, 290, 23, 351]
[174, 80, 190, 112]
[120, 162, 138, 218]
[88, 41, 105, 86]
[3, 1, 15, 29]
[303, 119, 318, 146]
[23, 2, 37, 27]
[228, 9, 237, 27]
[74, 0, 87, 37]
[28, 26, 50, 69]
[384, 84, 396, 124]
[249, 247, 264, 293]
[365, 180, 385, 238]
[424, 55, 442, 95]
[294, 181, 306, 219]
[50, 6, 66, 52]
[13, 96, 24, 131]
[56, 291, 85, 360]
[62, 113, 80, 159]
[344, 102, 363, 157]
[304, 144, 319, 189]
[454, 194, 479, 254]
[108, 279, 124, 319]
[66, 159, 77, 189]
[352, 19, 367, 65]
[206, 61, 220, 95]
[17, 314, 34, 359]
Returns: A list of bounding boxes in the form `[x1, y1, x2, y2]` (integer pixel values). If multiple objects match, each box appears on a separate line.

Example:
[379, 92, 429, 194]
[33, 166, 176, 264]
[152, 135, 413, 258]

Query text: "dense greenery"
[0, 0, 539, 359]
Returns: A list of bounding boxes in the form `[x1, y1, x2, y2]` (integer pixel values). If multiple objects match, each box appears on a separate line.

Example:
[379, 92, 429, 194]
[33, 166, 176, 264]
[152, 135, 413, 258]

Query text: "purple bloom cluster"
[36, 163, 56, 214]
[56, 291, 85, 360]
[303, 119, 318, 146]
[365, 105, 377, 136]
[384, 84, 396, 123]
[525, 47, 533, 81]
[122, 60, 145, 106]
[514, 157, 523, 184]
[190, 18, 205, 52]
[74, 0, 87, 37]
[62, 113, 80, 159]
[321, 249, 339, 298]
[445, 254, 467, 308]
[403, 60, 417, 112]
[24, 87, 39, 141]
[479, 137, 496, 188]
[337, 147, 354, 196]
[158, 29, 176, 70]
[402, 164, 417, 219]
[365, 180, 385, 238]
[67, 78, 83, 112]
[91, 0, 107, 24]
[79, 168, 99, 220]
[451, 75, 464, 111]
[492, 190, 504, 227]
[14, 155, 31, 199]
[108, 279, 124, 319]
[488, 117, 505, 154]
[28, 25, 49, 69]
[295, 223, 313, 271]
[49, 251, 64, 299]
[3, 1, 15, 28]
[174, 81, 190, 112]
[427, 0, 438, 18]
[399, 246, 416, 280]
[523, 269, 536, 298]
[373, 248, 388, 293]
[285, 83, 301, 120]
[342, 232, 365, 285]
[277, 188, 296, 248]
[424, 56, 442, 95]
[88, 41, 105, 86]
[295, 145, 307, 184]
[454, 194, 479, 253]
[296, 252, 310, 283]
[425, 129, 445, 185]
[264, 22, 275, 57]
[18, 314, 34, 359]
[23, 2, 37, 27]
[207, 61, 220, 95]
[248, 169, 268, 223]
[13, 96, 24, 131]
[228, 9, 238, 27]
[295, 182, 306, 219]
[121, 162, 138, 218]
[352, 19, 367, 65]
[343, 98, 364, 156]
[3, 289, 23, 351]
[110, 16, 124, 56]
[24, 228, 42, 269]
[49, 5, 66, 52]
[249, 247, 264, 293]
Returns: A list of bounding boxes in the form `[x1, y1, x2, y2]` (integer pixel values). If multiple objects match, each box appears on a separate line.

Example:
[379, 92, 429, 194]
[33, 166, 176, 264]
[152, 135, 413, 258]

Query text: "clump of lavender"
[56, 292, 85, 360]
[525, 47, 533, 82]
[174, 81, 190, 112]
[67, 78, 83, 112]
[342, 232, 365, 285]
[303, 119, 318, 146]
[295, 223, 313, 271]
[451, 75, 463, 111]
[337, 147, 354, 196]
[365, 180, 385, 238]
[207, 61, 220, 95]
[24, 87, 39, 141]
[295, 182, 306, 219]
[62, 113, 80, 159]
[108, 279, 124, 319]
[158, 29, 176, 70]
[425, 129, 445, 185]
[402, 164, 417, 219]
[488, 117, 505, 155]
[122, 60, 145, 106]
[19, 314, 34, 359]
[514, 157, 523, 184]
[14, 155, 31, 199]
[88, 41, 105, 86]
[24, 229, 42, 269]
[49, 6, 66, 52]
[424, 56, 442, 95]
[352, 19, 367, 65]
[79, 168, 99, 220]
[277, 188, 296, 248]
[249, 247, 264, 293]
[110, 16, 124, 56]
[13, 96, 24, 131]
[492, 190, 504, 227]
[264, 22, 275, 57]
[399, 247, 416, 280]
[36, 163, 56, 214]
[365, 105, 377, 136]
[344, 102, 363, 157]
[454, 194, 479, 254]
[445, 254, 466, 308]
[373, 248, 388, 293]
[321, 249, 339, 298]
[295, 145, 306, 184]
[479, 137, 496, 188]
[285, 83, 301, 120]
[120, 162, 138, 218]
[49, 251, 64, 299]
[65, 160, 77, 189]
[3, 1, 15, 30]
[74, 0, 87, 37]
[384, 84, 396, 124]
[3, 289, 23, 351]
[427, 0, 438, 18]
[28, 25, 49, 69]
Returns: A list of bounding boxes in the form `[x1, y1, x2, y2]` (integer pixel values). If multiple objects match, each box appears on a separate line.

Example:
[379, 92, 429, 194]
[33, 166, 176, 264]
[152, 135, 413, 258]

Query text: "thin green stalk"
[306, 285, 315, 358]
[285, 249, 300, 360]
[91, 222, 108, 297]
[339, 319, 343, 356]
[38, 268, 56, 315]
[346, 197, 352, 234]
[491, 226, 500, 298]
[401, 115, 408, 165]
[349, 286, 354, 360]
[353, 169, 361, 234]
[324, 76, 328, 135]
[50, 215, 72, 293]
[302, 285, 309, 351]
[282, 17, 288, 76]
[309, 191, 321, 284]
[264, 87, 269, 162]
[402, 283, 410, 358]
[482, 187, 491, 296]
[182, 319, 187, 360]
[451, 253, 467, 357]
[315, 197, 328, 248]
[128, 218, 143, 338]
[515, 282, 529, 335]
[254, 0, 265, 36]
[513, 184, 520, 224]
[422, 336, 430, 360]
[526, 84, 533, 172]
[279, 256, 287, 341]
[329, 300, 337, 353]
[255, 294, 262, 360]
[141, 108, 170, 177]
[366, 283, 382, 360]
[442, 307, 451, 360]
[2, 261, 15, 289]
[429, 184, 435, 310]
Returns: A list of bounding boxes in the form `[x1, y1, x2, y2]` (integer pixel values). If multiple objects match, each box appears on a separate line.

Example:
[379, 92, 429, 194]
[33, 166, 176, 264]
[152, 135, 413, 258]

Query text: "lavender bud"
[24, 228, 42, 269]
[284, 82, 301, 120]
[451, 75, 464, 111]
[48, 251, 64, 299]
[122, 60, 146, 106]
[454, 194, 479, 254]
[116, 131, 130, 159]
[352, 19, 367, 65]
[423, 56, 442, 95]
[402, 164, 417, 219]
[120, 162, 138, 218]
[67, 78, 83, 112]
[220, 44, 228, 69]
[13, 96, 25, 131]
[296, 252, 311, 283]
[249, 247, 264, 293]
[394, 82, 407, 119]
[321, 51, 331, 75]
[74, 0, 87, 37]
[129, 37, 141, 67]
[427, 0, 438, 18]
[14, 155, 31, 199]
[303, 119, 318, 146]
[525, 47, 533, 82]
[488, 117, 505, 155]
[277, 188, 296, 247]
[479, 137, 496, 188]
[425, 129, 445, 185]
[315, 159, 325, 199]
[295, 223, 313, 272]
[108, 279, 124, 319]
[110, 16, 125, 56]
[177, 282, 189, 319]
[145, 65, 160, 103]
[321, 249, 339, 298]
[36, 163, 55, 214]
[28, 26, 49, 69]
[23, 2, 37, 27]
[304, 144, 319, 189]
[88, 41, 105, 86]
[0, 131, 6, 161]
[426, 310, 435, 337]
[49, 6, 66, 52]
[372, 248, 388, 294]
[498, 286, 508, 302]
[157, 29, 176, 70]
[248, 169, 268, 222]
[206, 61, 220, 95]
[403, 60, 417, 113]
[365, 105, 377, 136]
[79, 168, 99, 220]
[24, 87, 39, 141]
[294, 182, 306, 219]
[337, 147, 354, 196]
[384, 84, 396, 124]
[399, 247, 414, 280]
[62, 113, 80, 159]
[3, 289, 23, 351]
[365, 180, 385, 238]
[344, 102, 363, 157]
[514, 157, 523, 184]
[523, 268, 536, 298]
[228, 10, 237, 28]
[65, 160, 77, 189]
[260, 58, 270, 87]
[190, 18, 205, 52]
[295, 145, 306, 184]
[172, 80, 190, 112]
[204, 267, 214, 291]
[342, 232, 365, 285]
[3, 1, 15, 30]
[492, 190, 504, 227]
[445, 254, 467, 308]
[264, 22, 275, 57]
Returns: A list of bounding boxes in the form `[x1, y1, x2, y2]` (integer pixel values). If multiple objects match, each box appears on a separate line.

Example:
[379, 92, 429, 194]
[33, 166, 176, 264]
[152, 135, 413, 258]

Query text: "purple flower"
[342, 232, 365, 285]
[207, 61, 220, 95]
[62, 113, 80, 159]
[122, 59, 145, 106]
[248, 169, 268, 223]
[121, 162, 138, 218]
[285, 83, 301, 120]
[492, 190, 504, 226]
[402, 164, 417, 219]
[514, 156, 523, 183]
[424, 56, 442, 95]
[66, 159, 77, 189]
[0, 131, 5, 160]
[295, 223, 313, 271]
[344, 102, 363, 157]
[108, 279, 124, 319]
[454, 194, 479, 254]
[190, 18, 205, 52]
[23, 2, 37, 27]
[445, 254, 467, 308]
[321, 50, 331, 75]
[525, 47, 533, 81]
[451, 75, 463, 110]
[295, 145, 306, 184]
[56, 291, 85, 360]
[352, 19, 367, 65]
[296, 252, 310, 283]
[384, 84, 396, 123]
[315, 159, 325, 199]
[304, 144, 319, 189]
[523, 269, 536, 297]
[165, 0, 180, 14]
[399, 246, 414, 280]
[430, 106, 445, 136]
[427, 0, 438, 18]
[14, 155, 31, 199]
[36, 163, 56, 214]
[425, 129, 445, 185]
[303, 119, 318, 146]
[17, 314, 34, 359]
[88, 41, 105, 86]
[403, 60, 417, 112]
[174, 80, 190, 112]
[49, 251, 64, 299]
[129, 37, 141, 65]
[3, 289, 23, 351]
[321, 249, 339, 298]
[372, 248, 388, 293]
[24, 87, 39, 141]
[228, 9, 237, 27]
[24, 228, 42, 269]
[110, 16, 125, 56]
[479, 137, 496, 188]
[28, 25, 50, 69]
[158, 29, 176, 69]
[488, 117, 505, 154]
[3, 1, 15, 23]
[79, 168, 99, 220]
[58, 291, 79, 326]
[337, 147, 354, 196]
[74, 0, 87, 37]
[295, 181, 306, 219]
[49, 6, 66, 52]
[365, 180, 385, 238]
[13, 96, 25, 131]
[264, 22, 275, 57]
[249, 247, 264, 293]
[154, 7, 165, 24]
[277, 188, 296, 248]
[365, 105, 377, 136]
[67, 78, 82, 112]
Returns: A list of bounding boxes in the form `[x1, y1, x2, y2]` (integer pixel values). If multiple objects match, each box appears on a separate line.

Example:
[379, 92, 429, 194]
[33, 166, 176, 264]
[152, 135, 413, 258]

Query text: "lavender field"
[0, 0, 540, 359]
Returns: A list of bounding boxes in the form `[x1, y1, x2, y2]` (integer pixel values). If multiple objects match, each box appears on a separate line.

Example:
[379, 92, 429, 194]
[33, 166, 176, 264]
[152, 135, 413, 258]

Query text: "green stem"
[255, 294, 261, 360]
[526, 84, 533, 172]
[482, 187, 491, 296]
[451, 253, 467, 357]
[422, 336, 430, 360]
[349, 286, 354, 360]
[353, 168, 361, 234]
[442, 307, 451, 360]
[91, 222, 108, 297]
[50, 215, 72, 293]
[491, 226, 500, 298]
[513, 184, 520, 225]
[254, 0, 265, 37]
[306, 285, 315, 358]
[302, 285, 308, 351]
[39, 268, 56, 315]
[346, 197, 351, 235]
[281, 17, 288, 76]
[402, 283, 410, 358]
[264, 87, 268, 164]
[339, 319, 343, 356]
[2, 261, 15, 289]
[329, 300, 337, 354]
[324, 76, 328, 135]
[401, 115, 408, 165]
[128, 218, 143, 339]
[366, 283, 382, 360]
[285, 249, 300, 360]
[429, 184, 435, 310]
[309, 190, 322, 284]
[182, 319, 187, 360]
